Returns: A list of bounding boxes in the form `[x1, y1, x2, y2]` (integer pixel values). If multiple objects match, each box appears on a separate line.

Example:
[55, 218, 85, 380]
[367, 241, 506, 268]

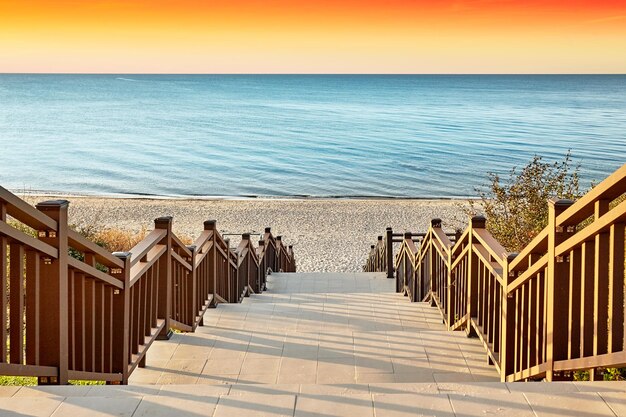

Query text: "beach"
[27, 195, 470, 272]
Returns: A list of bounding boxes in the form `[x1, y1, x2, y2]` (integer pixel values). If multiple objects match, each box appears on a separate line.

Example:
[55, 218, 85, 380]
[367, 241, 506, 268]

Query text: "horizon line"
[1, 72, 626, 76]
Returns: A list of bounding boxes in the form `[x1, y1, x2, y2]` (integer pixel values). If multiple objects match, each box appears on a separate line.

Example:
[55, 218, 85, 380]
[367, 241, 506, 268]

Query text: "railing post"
[501, 252, 518, 382]
[204, 220, 218, 302]
[430, 219, 441, 306]
[225, 238, 233, 302]
[288, 244, 294, 272]
[276, 235, 283, 272]
[386, 227, 394, 278]
[187, 245, 198, 329]
[466, 215, 485, 337]
[242, 233, 251, 295]
[377, 235, 383, 271]
[259, 239, 267, 289]
[545, 198, 574, 381]
[155, 216, 173, 340]
[111, 252, 131, 384]
[35, 200, 69, 385]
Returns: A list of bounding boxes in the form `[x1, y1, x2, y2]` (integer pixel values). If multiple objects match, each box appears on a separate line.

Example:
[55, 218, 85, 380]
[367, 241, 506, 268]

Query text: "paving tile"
[229, 384, 301, 396]
[525, 392, 616, 417]
[369, 383, 439, 395]
[449, 392, 534, 416]
[157, 384, 230, 398]
[214, 394, 296, 417]
[373, 393, 455, 417]
[133, 395, 219, 417]
[575, 381, 626, 392]
[240, 358, 281, 375]
[598, 391, 626, 416]
[13, 386, 90, 398]
[356, 373, 397, 383]
[295, 393, 374, 417]
[203, 358, 245, 375]
[506, 382, 579, 393]
[51, 396, 141, 417]
[0, 396, 63, 417]
[196, 374, 240, 385]
[279, 358, 317, 375]
[87, 385, 161, 397]
[437, 382, 509, 395]
[0, 386, 21, 397]
[237, 373, 279, 384]
[299, 384, 370, 396]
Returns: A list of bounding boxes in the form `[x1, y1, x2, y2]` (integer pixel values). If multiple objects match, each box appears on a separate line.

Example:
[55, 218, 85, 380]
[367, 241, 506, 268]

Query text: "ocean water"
[0, 74, 625, 198]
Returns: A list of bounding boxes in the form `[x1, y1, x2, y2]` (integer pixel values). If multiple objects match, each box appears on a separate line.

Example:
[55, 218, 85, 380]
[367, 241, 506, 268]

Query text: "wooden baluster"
[9, 243, 25, 365]
[94, 282, 104, 373]
[1, 202, 7, 364]
[155, 217, 172, 340]
[608, 223, 625, 354]
[35, 199, 69, 385]
[84, 254, 96, 372]
[386, 227, 394, 278]
[501, 253, 517, 382]
[111, 252, 131, 384]
[568, 247, 582, 360]
[467, 216, 485, 338]
[580, 241, 594, 359]
[187, 245, 197, 328]
[593, 199, 610, 363]
[545, 198, 574, 381]
[25, 250, 40, 365]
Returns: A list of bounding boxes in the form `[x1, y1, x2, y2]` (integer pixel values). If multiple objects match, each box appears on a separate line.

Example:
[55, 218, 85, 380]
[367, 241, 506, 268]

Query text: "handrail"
[0, 185, 296, 385]
[364, 162, 626, 383]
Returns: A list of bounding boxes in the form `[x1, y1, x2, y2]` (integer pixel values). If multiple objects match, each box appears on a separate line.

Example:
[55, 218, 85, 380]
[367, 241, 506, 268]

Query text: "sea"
[1, 74, 625, 199]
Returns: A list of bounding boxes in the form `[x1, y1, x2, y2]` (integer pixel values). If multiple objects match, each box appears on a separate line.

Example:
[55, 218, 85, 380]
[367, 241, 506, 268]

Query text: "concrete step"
[2, 382, 626, 416]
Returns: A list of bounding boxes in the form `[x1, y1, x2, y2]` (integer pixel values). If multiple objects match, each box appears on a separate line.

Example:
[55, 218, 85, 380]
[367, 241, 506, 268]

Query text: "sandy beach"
[23, 195, 470, 272]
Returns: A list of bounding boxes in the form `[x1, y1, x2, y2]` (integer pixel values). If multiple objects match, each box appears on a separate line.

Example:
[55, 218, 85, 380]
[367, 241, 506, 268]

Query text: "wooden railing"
[365, 163, 626, 382]
[0, 186, 295, 384]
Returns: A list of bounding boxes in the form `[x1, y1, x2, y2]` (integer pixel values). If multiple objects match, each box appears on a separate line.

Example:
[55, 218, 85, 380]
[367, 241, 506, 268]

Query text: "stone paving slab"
[3, 386, 626, 417]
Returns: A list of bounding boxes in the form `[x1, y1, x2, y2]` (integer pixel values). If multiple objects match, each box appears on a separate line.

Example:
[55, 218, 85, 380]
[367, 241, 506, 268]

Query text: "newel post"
[258, 239, 267, 289]
[111, 252, 131, 383]
[377, 235, 383, 271]
[204, 220, 218, 300]
[545, 198, 574, 381]
[276, 235, 283, 272]
[429, 219, 441, 303]
[385, 227, 394, 279]
[155, 216, 173, 340]
[242, 233, 251, 296]
[187, 245, 198, 328]
[500, 252, 518, 382]
[288, 244, 294, 272]
[466, 215, 486, 337]
[35, 200, 70, 385]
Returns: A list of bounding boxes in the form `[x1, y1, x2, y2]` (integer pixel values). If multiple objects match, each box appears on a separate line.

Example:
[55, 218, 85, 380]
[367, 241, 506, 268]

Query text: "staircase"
[2, 272, 624, 416]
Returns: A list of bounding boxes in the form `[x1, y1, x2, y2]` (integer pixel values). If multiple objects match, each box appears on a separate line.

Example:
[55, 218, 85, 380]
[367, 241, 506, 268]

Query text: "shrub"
[467, 152, 583, 252]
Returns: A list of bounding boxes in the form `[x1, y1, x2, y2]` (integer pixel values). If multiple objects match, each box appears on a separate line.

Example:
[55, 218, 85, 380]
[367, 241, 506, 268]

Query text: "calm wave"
[1, 74, 625, 198]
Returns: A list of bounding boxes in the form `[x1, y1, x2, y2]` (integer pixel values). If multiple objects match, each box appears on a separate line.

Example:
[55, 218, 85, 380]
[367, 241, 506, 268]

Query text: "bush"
[467, 152, 583, 252]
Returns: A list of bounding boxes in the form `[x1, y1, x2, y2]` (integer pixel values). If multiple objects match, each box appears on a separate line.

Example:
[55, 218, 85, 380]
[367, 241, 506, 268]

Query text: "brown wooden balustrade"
[0, 186, 296, 384]
[365, 162, 626, 382]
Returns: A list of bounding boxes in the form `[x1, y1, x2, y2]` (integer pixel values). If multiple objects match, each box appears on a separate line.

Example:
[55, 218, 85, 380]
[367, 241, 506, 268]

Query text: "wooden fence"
[0, 186, 295, 384]
[365, 163, 626, 382]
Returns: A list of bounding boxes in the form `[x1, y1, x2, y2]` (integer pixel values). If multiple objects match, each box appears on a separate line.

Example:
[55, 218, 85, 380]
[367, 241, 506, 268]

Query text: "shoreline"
[16, 194, 472, 273]
[12, 189, 479, 202]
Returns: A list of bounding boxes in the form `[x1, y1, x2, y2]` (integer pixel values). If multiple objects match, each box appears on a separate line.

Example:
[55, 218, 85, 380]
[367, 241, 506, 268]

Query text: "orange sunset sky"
[0, 0, 625, 73]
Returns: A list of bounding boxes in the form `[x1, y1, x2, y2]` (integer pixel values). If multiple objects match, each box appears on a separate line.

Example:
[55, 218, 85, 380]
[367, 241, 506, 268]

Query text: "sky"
[0, 0, 625, 73]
